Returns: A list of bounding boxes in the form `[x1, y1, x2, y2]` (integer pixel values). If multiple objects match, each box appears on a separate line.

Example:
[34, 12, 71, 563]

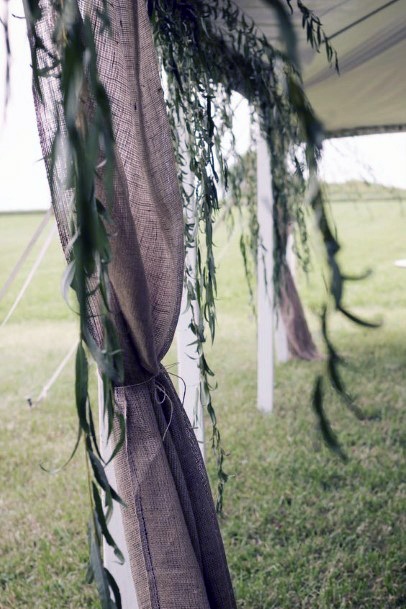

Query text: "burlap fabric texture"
[28, 0, 237, 607]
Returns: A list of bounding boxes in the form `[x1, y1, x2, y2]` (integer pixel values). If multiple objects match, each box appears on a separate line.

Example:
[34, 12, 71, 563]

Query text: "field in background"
[1, 186, 405, 608]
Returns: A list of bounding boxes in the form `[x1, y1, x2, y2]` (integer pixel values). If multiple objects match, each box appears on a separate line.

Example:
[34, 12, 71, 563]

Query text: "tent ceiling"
[234, 0, 406, 136]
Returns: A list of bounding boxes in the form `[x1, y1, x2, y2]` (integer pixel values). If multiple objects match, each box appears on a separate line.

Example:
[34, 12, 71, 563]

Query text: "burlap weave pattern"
[28, 0, 237, 606]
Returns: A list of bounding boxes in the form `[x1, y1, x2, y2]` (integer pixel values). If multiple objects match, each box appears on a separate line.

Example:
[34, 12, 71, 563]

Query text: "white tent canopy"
[235, 0, 406, 136]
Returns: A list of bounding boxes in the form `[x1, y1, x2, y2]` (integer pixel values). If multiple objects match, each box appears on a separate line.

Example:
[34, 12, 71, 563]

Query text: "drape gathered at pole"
[27, 0, 237, 606]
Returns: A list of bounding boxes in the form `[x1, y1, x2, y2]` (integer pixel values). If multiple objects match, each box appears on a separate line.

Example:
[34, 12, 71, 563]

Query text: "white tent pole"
[177, 290, 205, 457]
[176, 128, 205, 458]
[256, 133, 275, 412]
[98, 374, 138, 609]
[255, 132, 290, 367]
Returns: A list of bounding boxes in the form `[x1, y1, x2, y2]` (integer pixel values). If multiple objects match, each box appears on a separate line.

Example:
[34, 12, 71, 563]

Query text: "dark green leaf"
[105, 569, 122, 609]
[88, 519, 115, 609]
[75, 342, 89, 433]
[338, 306, 381, 329]
[92, 483, 124, 564]
[312, 376, 347, 462]
[88, 451, 125, 506]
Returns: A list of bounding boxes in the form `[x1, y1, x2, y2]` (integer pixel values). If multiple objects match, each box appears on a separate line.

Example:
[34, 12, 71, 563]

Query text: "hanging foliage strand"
[22, 0, 125, 605]
[149, 0, 377, 472]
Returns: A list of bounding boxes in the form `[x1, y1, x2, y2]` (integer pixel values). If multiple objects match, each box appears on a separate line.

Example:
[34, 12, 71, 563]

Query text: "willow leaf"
[312, 377, 347, 462]
[338, 305, 381, 329]
[40, 424, 82, 474]
[105, 413, 126, 466]
[88, 451, 125, 506]
[105, 568, 123, 609]
[92, 483, 125, 564]
[341, 269, 372, 282]
[75, 342, 89, 434]
[88, 519, 115, 609]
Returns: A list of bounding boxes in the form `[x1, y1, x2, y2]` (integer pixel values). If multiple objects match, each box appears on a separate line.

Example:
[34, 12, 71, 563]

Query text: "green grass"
[1, 192, 405, 609]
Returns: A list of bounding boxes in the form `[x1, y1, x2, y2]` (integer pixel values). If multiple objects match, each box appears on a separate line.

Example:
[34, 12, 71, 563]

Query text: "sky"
[1, 3, 405, 212]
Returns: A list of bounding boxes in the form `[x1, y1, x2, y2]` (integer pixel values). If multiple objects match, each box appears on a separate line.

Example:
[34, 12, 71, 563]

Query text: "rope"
[1, 221, 57, 327]
[28, 341, 77, 407]
[155, 380, 174, 443]
[330, 0, 401, 40]
[0, 207, 53, 303]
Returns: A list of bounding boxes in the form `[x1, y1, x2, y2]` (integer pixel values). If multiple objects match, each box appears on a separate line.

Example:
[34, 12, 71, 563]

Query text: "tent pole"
[176, 285, 205, 457]
[176, 129, 205, 458]
[256, 133, 275, 411]
[98, 374, 138, 609]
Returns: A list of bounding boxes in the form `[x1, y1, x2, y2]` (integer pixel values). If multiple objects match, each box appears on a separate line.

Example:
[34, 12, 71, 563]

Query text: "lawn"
[1, 189, 405, 609]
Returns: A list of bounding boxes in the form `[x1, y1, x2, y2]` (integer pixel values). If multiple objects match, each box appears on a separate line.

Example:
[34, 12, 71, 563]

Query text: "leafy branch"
[295, 0, 340, 71]
[22, 0, 125, 605]
[151, 0, 373, 468]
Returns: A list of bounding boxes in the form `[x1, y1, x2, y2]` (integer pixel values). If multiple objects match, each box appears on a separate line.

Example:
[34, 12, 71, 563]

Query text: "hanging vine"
[22, 0, 126, 605]
[149, 0, 375, 481]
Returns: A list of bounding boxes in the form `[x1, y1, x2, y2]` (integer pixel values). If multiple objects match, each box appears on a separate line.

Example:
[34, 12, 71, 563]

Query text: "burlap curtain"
[29, 0, 237, 607]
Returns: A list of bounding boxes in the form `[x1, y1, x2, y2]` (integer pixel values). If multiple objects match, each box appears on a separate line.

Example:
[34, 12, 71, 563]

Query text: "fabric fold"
[28, 0, 237, 606]
[113, 369, 236, 609]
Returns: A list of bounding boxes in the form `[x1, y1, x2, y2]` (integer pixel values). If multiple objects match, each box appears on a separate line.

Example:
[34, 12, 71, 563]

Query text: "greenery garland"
[4, 0, 376, 606]
[22, 0, 126, 606]
[149, 0, 376, 489]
